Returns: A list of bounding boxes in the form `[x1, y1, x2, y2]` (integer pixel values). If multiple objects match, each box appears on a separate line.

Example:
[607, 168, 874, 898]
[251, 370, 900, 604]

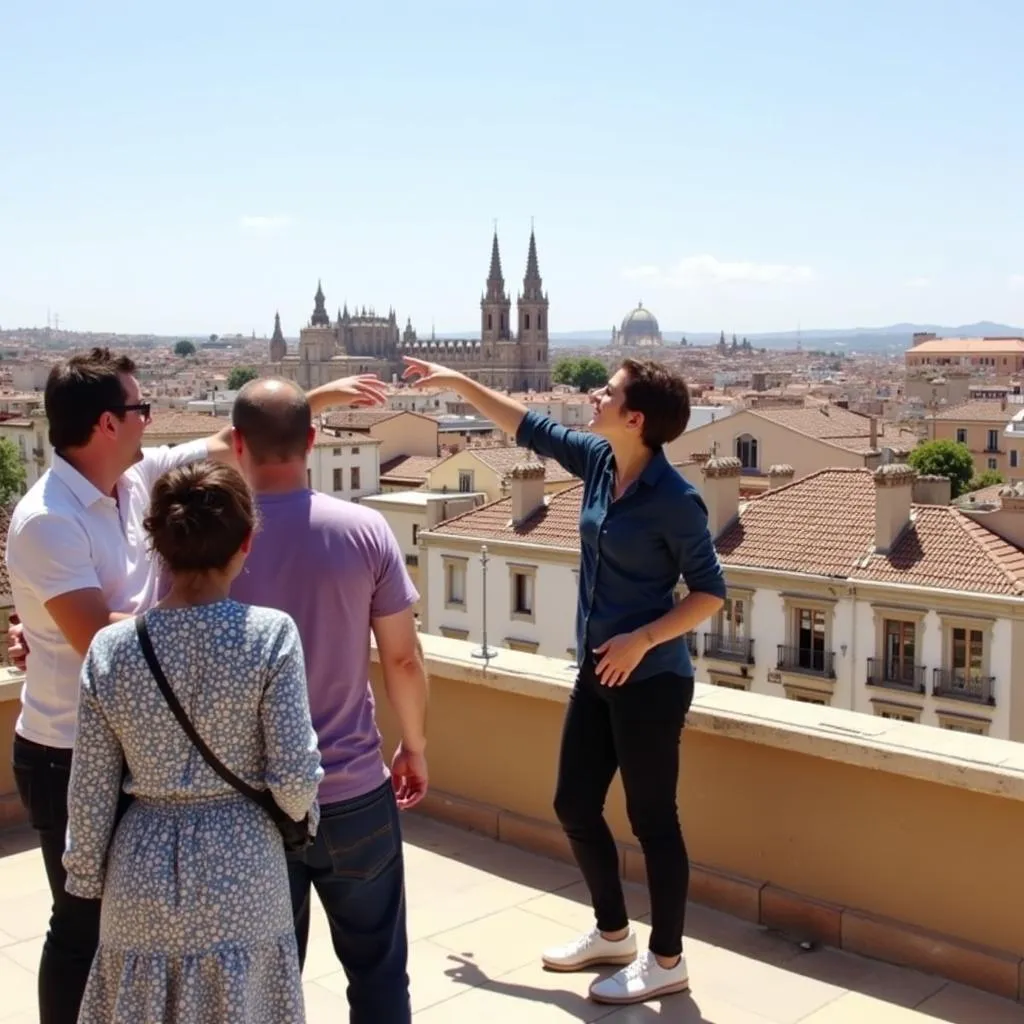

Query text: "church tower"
[269, 311, 286, 362]
[517, 228, 550, 389]
[310, 281, 330, 327]
[480, 230, 511, 345]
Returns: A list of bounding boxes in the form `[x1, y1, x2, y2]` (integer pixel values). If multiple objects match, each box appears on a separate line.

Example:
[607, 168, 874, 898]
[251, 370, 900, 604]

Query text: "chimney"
[869, 416, 878, 450]
[873, 464, 917, 552]
[508, 461, 546, 526]
[767, 464, 795, 490]
[702, 456, 742, 537]
[912, 474, 951, 506]
[959, 483, 1024, 551]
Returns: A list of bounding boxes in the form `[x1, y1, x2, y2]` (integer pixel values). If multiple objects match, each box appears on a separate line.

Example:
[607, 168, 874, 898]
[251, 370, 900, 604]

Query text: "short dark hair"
[620, 358, 691, 449]
[144, 461, 255, 574]
[45, 348, 137, 452]
[231, 378, 311, 464]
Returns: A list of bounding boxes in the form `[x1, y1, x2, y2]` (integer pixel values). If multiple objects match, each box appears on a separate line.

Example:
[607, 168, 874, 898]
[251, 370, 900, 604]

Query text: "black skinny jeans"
[553, 659, 692, 958]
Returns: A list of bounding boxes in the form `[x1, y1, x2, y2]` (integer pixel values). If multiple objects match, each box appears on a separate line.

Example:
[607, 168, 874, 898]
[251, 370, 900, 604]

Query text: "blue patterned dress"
[64, 600, 324, 1024]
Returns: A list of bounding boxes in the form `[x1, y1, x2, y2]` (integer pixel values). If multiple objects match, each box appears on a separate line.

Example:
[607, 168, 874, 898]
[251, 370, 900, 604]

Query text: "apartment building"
[426, 446, 579, 502]
[420, 457, 1024, 739]
[666, 404, 919, 488]
[905, 335, 1024, 380]
[930, 399, 1013, 477]
[321, 409, 439, 462]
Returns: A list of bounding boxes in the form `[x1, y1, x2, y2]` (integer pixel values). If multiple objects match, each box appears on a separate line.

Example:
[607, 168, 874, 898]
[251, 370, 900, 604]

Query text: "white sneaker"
[541, 927, 637, 972]
[589, 949, 690, 1004]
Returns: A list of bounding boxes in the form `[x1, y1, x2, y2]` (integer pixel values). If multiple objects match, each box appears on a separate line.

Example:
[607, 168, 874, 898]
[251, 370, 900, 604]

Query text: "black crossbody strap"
[135, 615, 286, 826]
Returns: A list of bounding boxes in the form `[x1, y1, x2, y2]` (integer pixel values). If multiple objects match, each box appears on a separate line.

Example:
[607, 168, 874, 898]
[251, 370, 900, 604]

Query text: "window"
[734, 434, 758, 470]
[333, 447, 342, 456]
[524, 313, 531, 330]
[951, 626, 984, 680]
[987, 457, 998, 470]
[797, 607, 826, 671]
[350, 467, 361, 490]
[722, 597, 746, 639]
[352, 447, 360, 454]
[1012, 450, 1019, 469]
[333, 468, 343, 491]
[509, 565, 537, 621]
[877, 709, 917, 722]
[987, 429, 999, 451]
[443, 557, 467, 608]
[883, 619, 917, 685]
[487, 314, 493, 331]
[412, 524, 419, 546]
[458, 470, 474, 493]
[956, 428, 967, 444]
[939, 717, 989, 735]
[538, 313, 544, 330]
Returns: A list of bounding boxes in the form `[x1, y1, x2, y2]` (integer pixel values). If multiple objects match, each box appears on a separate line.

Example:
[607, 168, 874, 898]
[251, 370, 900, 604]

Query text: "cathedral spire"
[311, 280, 330, 327]
[486, 228, 506, 299]
[272, 311, 284, 343]
[269, 310, 286, 362]
[522, 226, 544, 300]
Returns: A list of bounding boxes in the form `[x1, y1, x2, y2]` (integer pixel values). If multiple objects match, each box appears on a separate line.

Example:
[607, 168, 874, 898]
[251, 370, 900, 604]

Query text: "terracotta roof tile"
[429, 482, 583, 548]
[467, 447, 577, 483]
[910, 337, 1024, 355]
[379, 454, 447, 482]
[932, 400, 1011, 423]
[747, 406, 918, 455]
[716, 468, 1024, 596]
[323, 409, 438, 431]
[147, 411, 223, 436]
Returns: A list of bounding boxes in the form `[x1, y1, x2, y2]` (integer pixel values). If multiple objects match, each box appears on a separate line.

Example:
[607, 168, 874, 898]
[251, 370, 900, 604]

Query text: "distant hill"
[547, 322, 1024, 352]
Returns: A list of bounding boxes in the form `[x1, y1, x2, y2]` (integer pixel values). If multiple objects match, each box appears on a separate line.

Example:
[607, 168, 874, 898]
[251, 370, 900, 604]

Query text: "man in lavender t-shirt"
[229, 379, 428, 1024]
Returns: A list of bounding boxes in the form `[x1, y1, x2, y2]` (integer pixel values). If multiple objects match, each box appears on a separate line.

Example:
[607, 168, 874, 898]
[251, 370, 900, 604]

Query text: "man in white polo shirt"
[6, 348, 230, 1024]
[6, 347, 385, 1024]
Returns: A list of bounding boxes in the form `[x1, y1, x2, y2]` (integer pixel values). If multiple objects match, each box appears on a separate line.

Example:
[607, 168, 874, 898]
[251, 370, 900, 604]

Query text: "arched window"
[524, 313, 531, 330]
[735, 433, 758, 470]
[487, 313, 493, 331]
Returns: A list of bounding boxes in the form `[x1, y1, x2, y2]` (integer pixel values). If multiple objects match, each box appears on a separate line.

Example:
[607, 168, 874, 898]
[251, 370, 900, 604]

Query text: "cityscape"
[3, 1, 1024, 1021]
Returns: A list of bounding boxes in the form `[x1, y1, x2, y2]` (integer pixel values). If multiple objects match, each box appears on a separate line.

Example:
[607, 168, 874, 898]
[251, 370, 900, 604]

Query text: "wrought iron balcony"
[866, 658, 925, 693]
[684, 631, 699, 657]
[777, 645, 835, 679]
[932, 668, 996, 706]
[704, 632, 755, 664]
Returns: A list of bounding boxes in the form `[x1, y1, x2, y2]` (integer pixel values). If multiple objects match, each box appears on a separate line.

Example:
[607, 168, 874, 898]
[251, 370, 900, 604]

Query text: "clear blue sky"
[3, 0, 1023, 337]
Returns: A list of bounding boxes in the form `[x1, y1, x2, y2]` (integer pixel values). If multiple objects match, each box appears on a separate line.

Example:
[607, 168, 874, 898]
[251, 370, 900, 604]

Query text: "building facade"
[270, 230, 551, 393]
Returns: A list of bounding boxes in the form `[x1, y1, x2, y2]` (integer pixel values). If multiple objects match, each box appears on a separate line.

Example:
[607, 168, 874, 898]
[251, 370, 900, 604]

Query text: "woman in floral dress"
[64, 461, 323, 1024]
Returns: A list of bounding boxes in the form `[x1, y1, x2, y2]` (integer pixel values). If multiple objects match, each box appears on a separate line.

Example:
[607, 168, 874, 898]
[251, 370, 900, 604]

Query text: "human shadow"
[443, 952, 715, 1022]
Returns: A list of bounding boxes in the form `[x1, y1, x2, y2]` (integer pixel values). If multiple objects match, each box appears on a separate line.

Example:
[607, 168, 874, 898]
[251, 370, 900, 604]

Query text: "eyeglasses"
[115, 402, 152, 421]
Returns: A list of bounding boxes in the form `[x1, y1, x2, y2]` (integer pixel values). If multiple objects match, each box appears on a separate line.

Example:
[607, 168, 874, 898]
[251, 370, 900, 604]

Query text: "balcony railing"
[684, 631, 699, 657]
[777, 645, 835, 679]
[932, 668, 996, 705]
[866, 657, 925, 693]
[405, 554, 419, 567]
[704, 632, 755, 664]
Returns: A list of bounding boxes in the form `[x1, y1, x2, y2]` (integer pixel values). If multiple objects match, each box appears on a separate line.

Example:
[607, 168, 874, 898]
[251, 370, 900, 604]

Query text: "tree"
[552, 356, 608, 391]
[174, 340, 196, 357]
[967, 469, 1005, 493]
[552, 357, 579, 386]
[906, 440, 974, 498]
[227, 367, 259, 391]
[0, 438, 26, 505]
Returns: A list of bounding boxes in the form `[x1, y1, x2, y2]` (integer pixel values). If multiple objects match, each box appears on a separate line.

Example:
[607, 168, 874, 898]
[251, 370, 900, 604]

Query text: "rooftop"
[380, 454, 449, 483]
[933, 400, 1011, 423]
[909, 337, 1024, 355]
[2, 814, 1018, 1022]
[716, 467, 1024, 595]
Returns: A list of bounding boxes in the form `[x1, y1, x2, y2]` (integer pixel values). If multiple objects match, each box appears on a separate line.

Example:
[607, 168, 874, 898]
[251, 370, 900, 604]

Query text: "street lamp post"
[471, 544, 498, 661]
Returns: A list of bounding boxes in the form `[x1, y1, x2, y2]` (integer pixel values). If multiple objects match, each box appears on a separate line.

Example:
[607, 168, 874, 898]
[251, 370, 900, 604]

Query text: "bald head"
[232, 377, 312, 464]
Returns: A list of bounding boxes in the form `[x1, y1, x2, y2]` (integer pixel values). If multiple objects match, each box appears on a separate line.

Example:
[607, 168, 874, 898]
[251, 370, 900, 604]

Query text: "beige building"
[426, 446, 579, 503]
[930, 399, 1012, 477]
[321, 409, 439, 464]
[271, 229, 551, 393]
[666, 405, 919, 488]
[906, 334, 1024, 380]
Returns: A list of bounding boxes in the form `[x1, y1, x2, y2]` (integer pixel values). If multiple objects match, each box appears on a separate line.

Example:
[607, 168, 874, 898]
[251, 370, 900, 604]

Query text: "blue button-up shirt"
[516, 411, 726, 680]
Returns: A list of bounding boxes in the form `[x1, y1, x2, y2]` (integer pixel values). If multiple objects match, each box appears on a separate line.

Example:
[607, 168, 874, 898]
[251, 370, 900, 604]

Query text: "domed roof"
[619, 303, 661, 343]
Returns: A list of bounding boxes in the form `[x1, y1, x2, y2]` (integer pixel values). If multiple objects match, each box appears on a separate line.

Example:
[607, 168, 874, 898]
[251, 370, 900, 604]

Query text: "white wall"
[424, 543, 577, 659]
[309, 441, 380, 500]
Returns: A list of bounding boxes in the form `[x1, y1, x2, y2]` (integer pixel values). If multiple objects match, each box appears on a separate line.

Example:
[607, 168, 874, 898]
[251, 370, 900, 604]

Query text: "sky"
[2, 0, 1024, 337]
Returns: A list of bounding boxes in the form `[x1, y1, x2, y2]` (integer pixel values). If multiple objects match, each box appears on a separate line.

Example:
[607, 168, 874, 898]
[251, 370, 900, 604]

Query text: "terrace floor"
[1, 815, 1023, 1023]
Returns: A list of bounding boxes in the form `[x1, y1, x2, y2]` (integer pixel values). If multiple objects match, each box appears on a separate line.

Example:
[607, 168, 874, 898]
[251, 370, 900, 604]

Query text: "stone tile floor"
[1, 815, 1022, 1023]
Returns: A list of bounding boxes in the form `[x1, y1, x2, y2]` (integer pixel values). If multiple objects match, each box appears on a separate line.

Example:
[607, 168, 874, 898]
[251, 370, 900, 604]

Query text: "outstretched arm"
[402, 357, 601, 479]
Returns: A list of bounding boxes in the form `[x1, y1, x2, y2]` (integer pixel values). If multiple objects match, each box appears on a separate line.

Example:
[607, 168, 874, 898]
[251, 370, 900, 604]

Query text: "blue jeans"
[288, 779, 410, 1024]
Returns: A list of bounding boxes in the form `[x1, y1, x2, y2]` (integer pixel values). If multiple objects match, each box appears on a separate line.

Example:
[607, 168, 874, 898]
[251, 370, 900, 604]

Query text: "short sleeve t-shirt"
[230, 489, 419, 804]
[7, 439, 209, 748]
